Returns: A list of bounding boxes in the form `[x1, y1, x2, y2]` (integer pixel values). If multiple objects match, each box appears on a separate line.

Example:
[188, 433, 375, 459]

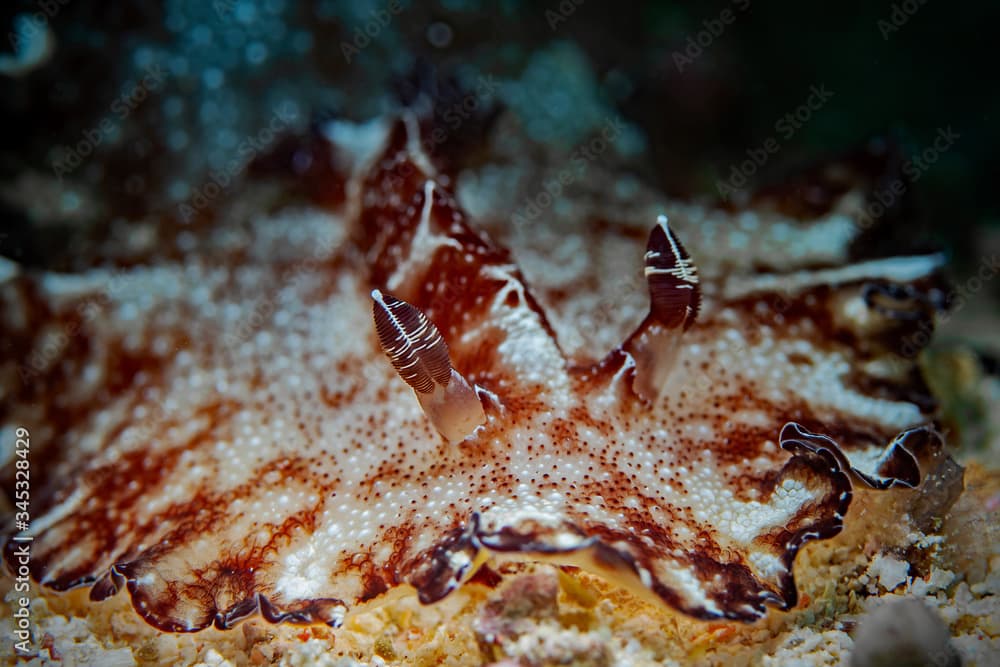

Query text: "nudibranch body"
[1, 113, 949, 632]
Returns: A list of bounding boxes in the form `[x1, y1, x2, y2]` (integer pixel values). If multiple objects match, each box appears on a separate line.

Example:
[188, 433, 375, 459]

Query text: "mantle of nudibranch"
[0, 113, 950, 633]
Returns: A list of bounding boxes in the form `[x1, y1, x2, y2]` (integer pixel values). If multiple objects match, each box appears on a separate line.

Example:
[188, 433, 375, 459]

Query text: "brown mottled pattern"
[1, 119, 944, 631]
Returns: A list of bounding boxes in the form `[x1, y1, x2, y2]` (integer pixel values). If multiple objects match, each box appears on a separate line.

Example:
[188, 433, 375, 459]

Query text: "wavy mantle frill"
[1, 115, 949, 631]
